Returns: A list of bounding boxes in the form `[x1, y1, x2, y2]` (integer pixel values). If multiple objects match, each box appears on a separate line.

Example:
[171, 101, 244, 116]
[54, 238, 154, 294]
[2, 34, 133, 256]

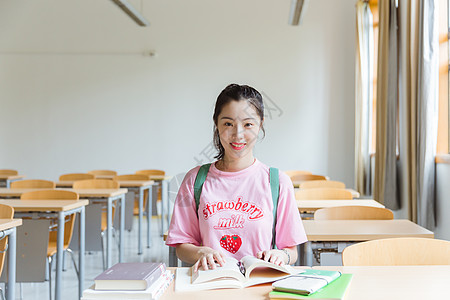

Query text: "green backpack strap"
[193, 163, 212, 216]
[269, 167, 280, 249]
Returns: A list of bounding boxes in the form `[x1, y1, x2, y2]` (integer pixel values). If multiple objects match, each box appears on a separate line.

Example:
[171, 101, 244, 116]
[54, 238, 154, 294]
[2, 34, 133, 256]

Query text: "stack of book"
[81, 262, 173, 300]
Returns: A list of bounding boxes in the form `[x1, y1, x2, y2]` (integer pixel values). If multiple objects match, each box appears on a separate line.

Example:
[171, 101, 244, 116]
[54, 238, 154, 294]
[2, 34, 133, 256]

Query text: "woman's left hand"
[256, 249, 287, 266]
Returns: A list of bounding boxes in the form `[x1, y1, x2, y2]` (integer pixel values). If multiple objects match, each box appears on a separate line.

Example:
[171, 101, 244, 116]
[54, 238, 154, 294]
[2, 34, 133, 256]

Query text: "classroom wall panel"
[0, 0, 355, 187]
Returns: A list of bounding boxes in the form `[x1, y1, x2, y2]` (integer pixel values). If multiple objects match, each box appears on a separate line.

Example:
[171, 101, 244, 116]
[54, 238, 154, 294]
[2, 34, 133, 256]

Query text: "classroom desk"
[148, 176, 172, 234]
[159, 265, 450, 300]
[0, 187, 127, 268]
[297, 199, 384, 218]
[301, 219, 434, 266]
[0, 199, 88, 300]
[0, 175, 24, 188]
[312, 265, 450, 300]
[0, 218, 21, 300]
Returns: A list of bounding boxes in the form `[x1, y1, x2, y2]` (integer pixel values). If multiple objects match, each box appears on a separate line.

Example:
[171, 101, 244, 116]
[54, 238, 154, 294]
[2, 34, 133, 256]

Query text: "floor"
[7, 216, 169, 300]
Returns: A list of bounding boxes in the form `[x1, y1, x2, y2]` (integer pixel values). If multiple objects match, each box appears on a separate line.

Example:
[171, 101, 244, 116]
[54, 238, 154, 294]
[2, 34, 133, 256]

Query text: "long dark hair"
[213, 84, 265, 160]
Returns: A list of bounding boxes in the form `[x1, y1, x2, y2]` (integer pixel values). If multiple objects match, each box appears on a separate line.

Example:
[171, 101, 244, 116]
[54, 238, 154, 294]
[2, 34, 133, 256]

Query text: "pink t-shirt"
[166, 159, 307, 260]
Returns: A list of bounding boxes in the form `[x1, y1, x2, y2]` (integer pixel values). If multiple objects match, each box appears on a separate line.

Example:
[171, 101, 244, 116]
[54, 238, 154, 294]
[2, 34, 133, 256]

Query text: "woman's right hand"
[193, 247, 227, 272]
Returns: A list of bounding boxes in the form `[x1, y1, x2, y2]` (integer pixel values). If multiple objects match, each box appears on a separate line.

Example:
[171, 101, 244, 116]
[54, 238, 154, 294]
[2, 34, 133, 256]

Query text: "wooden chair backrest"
[290, 174, 327, 182]
[73, 179, 119, 189]
[314, 206, 394, 220]
[300, 180, 345, 189]
[113, 174, 150, 181]
[11, 179, 55, 189]
[0, 204, 14, 276]
[342, 237, 450, 266]
[135, 169, 165, 176]
[59, 173, 95, 181]
[284, 170, 312, 178]
[20, 190, 78, 251]
[0, 169, 18, 175]
[295, 188, 353, 200]
[87, 170, 117, 176]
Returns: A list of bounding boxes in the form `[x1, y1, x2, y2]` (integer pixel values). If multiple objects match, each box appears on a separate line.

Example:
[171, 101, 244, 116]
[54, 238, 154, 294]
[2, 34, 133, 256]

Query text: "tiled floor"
[8, 216, 168, 300]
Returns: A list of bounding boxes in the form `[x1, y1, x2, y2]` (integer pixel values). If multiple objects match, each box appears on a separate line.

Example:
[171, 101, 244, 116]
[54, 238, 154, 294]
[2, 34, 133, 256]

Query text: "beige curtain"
[374, 0, 399, 208]
[376, 0, 439, 228]
[355, 1, 374, 196]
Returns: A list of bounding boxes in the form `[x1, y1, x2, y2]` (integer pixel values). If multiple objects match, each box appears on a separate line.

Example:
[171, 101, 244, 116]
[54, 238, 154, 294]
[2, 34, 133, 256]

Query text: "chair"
[291, 174, 327, 182]
[314, 206, 394, 220]
[73, 179, 119, 269]
[295, 188, 353, 200]
[300, 180, 346, 189]
[87, 170, 117, 177]
[20, 189, 79, 300]
[59, 173, 95, 181]
[135, 170, 165, 225]
[342, 237, 450, 266]
[0, 170, 18, 175]
[284, 170, 312, 178]
[11, 179, 55, 189]
[0, 204, 14, 300]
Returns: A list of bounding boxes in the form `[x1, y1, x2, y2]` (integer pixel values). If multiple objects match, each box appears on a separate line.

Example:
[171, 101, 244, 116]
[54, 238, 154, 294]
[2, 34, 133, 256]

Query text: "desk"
[297, 199, 384, 218]
[301, 219, 434, 266]
[0, 175, 24, 188]
[160, 265, 450, 300]
[0, 187, 127, 269]
[66, 188, 127, 268]
[0, 199, 88, 300]
[0, 219, 21, 300]
[313, 265, 450, 300]
[147, 176, 172, 234]
[114, 180, 155, 254]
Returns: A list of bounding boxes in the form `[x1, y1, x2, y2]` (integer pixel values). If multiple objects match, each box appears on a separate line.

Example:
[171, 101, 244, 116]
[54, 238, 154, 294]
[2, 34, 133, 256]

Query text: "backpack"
[193, 163, 280, 249]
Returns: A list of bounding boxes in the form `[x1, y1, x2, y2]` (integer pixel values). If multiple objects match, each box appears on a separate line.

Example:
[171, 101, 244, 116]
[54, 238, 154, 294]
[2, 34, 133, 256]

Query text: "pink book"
[94, 262, 166, 291]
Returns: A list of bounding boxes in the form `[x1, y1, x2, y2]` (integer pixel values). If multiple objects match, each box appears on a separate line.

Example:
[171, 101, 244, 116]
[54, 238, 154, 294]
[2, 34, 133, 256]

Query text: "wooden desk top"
[297, 199, 385, 212]
[0, 199, 89, 212]
[56, 180, 154, 188]
[0, 218, 22, 231]
[63, 188, 128, 198]
[313, 265, 450, 300]
[0, 188, 128, 198]
[303, 219, 434, 241]
[0, 175, 25, 180]
[159, 265, 450, 300]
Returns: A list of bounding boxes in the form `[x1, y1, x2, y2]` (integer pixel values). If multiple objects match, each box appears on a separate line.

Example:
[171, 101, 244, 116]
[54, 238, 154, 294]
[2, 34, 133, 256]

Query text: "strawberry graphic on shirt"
[220, 235, 242, 254]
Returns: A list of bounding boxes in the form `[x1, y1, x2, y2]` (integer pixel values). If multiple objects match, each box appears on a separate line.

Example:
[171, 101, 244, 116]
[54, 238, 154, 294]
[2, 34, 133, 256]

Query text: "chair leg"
[65, 249, 79, 280]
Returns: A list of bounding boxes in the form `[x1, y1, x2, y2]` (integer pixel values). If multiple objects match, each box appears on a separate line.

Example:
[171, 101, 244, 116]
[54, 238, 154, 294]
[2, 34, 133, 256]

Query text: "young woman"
[166, 84, 307, 271]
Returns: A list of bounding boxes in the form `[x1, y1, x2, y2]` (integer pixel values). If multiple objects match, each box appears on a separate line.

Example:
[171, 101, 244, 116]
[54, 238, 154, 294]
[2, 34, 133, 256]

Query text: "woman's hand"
[192, 247, 227, 272]
[256, 249, 288, 266]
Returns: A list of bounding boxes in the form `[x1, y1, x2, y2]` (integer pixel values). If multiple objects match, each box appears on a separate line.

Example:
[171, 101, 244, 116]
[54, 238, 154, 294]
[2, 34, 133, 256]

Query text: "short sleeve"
[165, 166, 202, 247]
[274, 171, 308, 249]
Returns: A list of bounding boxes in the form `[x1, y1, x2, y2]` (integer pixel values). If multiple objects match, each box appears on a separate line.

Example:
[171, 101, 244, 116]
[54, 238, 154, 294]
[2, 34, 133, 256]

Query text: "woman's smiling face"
[216, 100, 262, 161]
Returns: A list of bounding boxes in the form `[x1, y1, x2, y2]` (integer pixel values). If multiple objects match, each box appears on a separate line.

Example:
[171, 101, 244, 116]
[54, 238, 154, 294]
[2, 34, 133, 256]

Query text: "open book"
[175, 255, 303, 291]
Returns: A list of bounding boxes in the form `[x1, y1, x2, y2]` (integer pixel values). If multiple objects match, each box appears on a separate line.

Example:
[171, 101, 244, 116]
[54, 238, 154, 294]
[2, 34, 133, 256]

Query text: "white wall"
[0, 0, 355, 186]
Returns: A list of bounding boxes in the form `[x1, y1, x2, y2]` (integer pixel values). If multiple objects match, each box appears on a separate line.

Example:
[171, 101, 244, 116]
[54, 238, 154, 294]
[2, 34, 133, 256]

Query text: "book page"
[176, 268, 243, 291]
[240, 255, 300, 279]
[191, 256, 245, 284]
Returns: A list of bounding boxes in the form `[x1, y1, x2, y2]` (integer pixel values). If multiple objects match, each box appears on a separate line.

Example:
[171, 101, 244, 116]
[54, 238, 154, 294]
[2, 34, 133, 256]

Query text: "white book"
[82, 270, 173, 299]
[176, 256, 304, 291]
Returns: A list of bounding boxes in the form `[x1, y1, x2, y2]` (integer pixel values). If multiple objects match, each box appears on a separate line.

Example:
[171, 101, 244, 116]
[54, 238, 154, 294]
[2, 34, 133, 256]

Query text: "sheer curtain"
[375, 0, 439, 228]
[355, 0, 374, 196]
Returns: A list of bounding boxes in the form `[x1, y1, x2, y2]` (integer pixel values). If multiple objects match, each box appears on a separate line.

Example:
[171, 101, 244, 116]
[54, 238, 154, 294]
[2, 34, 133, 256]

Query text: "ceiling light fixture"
[110, 0, 150, 26]
[288, 0, 309, 26]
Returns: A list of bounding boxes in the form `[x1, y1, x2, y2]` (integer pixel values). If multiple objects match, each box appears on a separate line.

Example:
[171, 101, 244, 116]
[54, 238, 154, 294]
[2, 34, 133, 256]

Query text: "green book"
[269, 273, 353, 300]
